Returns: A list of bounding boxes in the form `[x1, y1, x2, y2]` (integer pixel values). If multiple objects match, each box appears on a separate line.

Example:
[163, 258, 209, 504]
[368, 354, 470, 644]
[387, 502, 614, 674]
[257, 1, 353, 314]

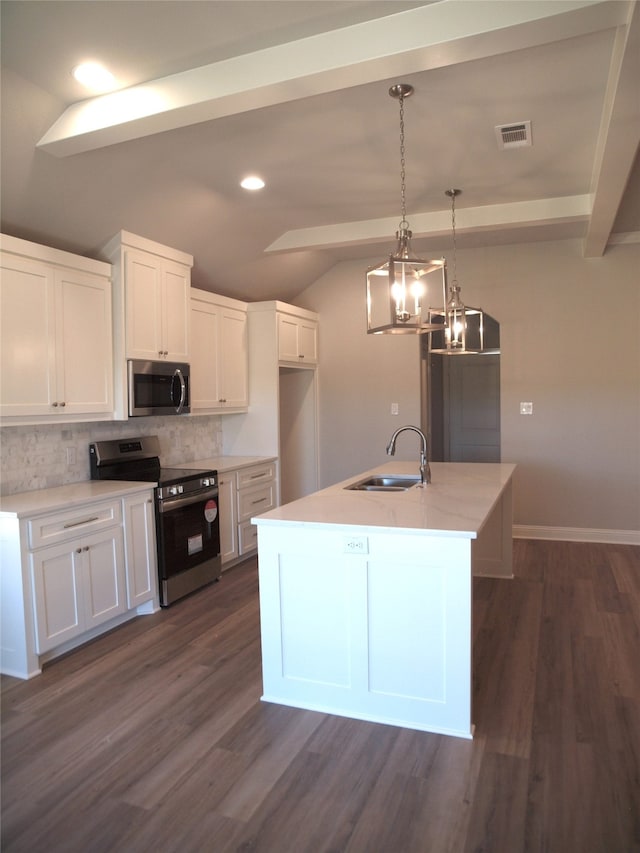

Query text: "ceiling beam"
[37, 0, 625, 157]
[265, 195, 592, 253]
[583, 0, 640, 257]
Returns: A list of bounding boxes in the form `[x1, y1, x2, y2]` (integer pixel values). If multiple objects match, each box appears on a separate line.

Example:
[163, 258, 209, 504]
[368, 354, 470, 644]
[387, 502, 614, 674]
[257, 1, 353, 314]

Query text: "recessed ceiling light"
[240, 176, 265, 191]
[72, 61, 116, 93]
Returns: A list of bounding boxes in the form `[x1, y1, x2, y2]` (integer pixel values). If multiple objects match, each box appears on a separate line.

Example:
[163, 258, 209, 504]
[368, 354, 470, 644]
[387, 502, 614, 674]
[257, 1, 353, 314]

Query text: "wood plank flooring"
[2, 540, 639, 852]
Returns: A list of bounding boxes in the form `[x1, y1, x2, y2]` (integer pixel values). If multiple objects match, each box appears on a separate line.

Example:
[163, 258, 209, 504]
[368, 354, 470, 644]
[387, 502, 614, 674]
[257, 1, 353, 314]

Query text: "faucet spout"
[385, 425, 431, 486]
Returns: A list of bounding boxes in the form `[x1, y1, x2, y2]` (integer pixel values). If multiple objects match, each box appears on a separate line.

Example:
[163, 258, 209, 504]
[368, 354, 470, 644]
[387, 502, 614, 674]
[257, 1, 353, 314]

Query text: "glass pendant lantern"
[429, 188, 500, 354]
[366, 84, 447, 335]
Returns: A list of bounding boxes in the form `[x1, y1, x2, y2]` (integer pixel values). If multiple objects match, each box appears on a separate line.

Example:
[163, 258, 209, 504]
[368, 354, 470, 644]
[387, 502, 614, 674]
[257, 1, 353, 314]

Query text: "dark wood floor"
[2, 540, 639, 852]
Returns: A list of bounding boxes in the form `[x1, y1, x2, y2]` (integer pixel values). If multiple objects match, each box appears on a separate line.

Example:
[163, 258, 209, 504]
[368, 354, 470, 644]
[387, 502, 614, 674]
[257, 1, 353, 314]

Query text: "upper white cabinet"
[102, 231, 192, 363]
[278, 311, 318, 365]
[0, 234, 114, 424]
[190, 288, 248, 412]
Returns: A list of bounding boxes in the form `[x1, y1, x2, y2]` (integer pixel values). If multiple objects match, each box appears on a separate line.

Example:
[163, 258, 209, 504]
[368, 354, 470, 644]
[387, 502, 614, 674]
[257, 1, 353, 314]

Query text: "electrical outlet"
[391, 402, 399, 415]
[520, 402, 533, 415]
[66, 446, 77, 465]
[343, 536, 368, 554]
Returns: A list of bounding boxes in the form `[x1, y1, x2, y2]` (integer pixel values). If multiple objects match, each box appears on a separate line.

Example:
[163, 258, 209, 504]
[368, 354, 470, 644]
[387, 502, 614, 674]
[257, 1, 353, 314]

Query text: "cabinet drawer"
[238, 519, 258, 555]
[28, 500, 122, 550]
[236, 462, 275, 490]
[237, 483, 275, 522]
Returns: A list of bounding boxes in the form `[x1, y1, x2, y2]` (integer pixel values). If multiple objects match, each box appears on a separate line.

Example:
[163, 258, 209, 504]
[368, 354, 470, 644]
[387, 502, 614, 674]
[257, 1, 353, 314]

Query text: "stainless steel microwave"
[127, 359, 190, 417]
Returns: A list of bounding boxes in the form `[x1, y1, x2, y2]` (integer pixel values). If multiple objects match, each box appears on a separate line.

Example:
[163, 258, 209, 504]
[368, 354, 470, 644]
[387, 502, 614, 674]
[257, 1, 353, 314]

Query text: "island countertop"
[252, 461, 516, 539]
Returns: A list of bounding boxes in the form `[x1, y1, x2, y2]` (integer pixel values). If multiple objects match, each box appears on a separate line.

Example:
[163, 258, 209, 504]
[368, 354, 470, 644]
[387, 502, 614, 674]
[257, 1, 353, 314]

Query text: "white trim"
[513, 525, 640, 546]
[607, 231, 640, 245]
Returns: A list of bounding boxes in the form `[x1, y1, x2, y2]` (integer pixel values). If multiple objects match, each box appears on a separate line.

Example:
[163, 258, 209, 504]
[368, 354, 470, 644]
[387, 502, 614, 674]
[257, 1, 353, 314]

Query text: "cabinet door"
[123, 492, 158, 608]
[0, 254, 57, 416]
[125, 249, 163, 360]
[81, 528, 127, 629]
[220, 308, 248, 407]
[218, 474, 238, 565]
[278, 315, 300, 362]
[162, 260, 190, 361]
[55, 269, 113, 414]
[297, 320, 318, 363]
[190, 298, 221, 409]
[278, 314, 318, 365]
[30, 542, 83, 653]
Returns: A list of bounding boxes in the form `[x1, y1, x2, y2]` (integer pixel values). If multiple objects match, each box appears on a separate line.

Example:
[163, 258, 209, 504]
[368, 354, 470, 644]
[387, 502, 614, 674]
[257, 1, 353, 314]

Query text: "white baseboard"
[513, 525, 640, 546]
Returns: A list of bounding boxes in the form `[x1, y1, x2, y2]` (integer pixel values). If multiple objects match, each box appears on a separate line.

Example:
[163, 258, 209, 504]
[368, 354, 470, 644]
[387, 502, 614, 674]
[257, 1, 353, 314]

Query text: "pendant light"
[366, 84, 446, 335]
[429, 188, 500, 354]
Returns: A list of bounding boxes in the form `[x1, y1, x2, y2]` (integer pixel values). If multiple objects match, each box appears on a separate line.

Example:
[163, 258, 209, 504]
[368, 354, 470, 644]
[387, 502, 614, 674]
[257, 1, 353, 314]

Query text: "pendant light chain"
[398, 92, 408, 228]
[450, 190, 458, 286]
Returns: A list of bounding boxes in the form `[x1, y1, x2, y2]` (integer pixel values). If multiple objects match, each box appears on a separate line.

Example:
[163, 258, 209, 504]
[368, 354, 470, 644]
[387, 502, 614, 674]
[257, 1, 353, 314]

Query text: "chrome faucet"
[386, 425, 431, 486]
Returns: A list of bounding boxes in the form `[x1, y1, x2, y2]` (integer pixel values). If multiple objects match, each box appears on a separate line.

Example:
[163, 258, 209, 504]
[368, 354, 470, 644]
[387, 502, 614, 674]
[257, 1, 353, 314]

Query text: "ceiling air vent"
[495, 120, 532, 149]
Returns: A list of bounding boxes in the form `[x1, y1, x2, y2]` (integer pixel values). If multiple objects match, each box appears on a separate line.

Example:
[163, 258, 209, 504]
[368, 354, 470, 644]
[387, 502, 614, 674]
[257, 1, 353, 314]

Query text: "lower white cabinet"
[219, 461, 276, 568]
[0, 484, 159, 679]
[31, 526, 126, 653]
[218, 472, 238, 565]
[122, 491, 157, 609]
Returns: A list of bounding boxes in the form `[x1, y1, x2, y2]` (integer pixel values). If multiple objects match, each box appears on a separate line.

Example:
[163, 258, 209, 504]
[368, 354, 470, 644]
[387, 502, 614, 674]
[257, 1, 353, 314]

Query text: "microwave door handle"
[172, 368, 186, 413]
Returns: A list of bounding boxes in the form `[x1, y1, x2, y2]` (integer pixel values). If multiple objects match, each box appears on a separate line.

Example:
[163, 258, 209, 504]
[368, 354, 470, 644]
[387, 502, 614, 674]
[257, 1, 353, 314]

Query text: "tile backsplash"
[0, 416, 223, 496]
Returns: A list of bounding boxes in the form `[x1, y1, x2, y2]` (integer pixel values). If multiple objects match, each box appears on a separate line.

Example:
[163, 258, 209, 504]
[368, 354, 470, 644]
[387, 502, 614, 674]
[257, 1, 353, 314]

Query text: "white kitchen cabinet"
[122, 491, 158, 610]
[219, 460, 276, 568]
[218, 473, 238, 564]
[0, 234, 114, 423]
[0, 483, 159, 679]
[124, 248, 190, 361]
[31, 525, 126, 654]
[222, 301, 319, 505]
[278, 311, 318, 365]
[190, 289, 248, 412]
[100, 232, 191, 381]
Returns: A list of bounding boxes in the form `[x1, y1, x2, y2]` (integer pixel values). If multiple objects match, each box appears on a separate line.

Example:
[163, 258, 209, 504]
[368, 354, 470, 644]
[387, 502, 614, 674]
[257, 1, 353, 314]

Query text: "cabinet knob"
[60, 401, 66, 407]
[76, 547, 82, 554]
[83, 546, 89, 551]
[52, 402, 58, 407]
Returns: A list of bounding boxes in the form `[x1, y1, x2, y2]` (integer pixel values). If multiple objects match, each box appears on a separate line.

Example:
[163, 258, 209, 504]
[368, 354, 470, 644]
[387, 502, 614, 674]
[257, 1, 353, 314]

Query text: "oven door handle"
[158, 488, 218, 513]
[171, 368, 187, 414]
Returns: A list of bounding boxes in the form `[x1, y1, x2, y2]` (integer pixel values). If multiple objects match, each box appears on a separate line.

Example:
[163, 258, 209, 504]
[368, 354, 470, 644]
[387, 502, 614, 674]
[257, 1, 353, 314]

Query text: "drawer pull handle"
[251, 497, 267, 505]
[249, 473, 265, 480]
[63, 516, 99, 529]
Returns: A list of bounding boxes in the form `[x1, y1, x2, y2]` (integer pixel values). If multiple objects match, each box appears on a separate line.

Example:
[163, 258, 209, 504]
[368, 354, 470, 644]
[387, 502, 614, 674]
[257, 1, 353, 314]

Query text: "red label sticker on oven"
[204, 499, 218, 523]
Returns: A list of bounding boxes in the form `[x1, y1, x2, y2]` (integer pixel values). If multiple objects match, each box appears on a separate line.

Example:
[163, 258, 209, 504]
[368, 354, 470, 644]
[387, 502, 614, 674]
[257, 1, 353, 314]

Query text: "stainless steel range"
[89, 436, 221, 606]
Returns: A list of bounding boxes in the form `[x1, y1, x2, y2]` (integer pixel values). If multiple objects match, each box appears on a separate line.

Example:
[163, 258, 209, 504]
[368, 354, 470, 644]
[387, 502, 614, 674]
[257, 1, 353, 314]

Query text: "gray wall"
[296, 238, 640, 537]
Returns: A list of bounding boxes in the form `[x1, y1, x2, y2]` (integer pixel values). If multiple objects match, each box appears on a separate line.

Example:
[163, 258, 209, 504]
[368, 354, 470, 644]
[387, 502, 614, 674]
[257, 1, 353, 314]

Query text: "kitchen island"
[252, 461, 516, 739]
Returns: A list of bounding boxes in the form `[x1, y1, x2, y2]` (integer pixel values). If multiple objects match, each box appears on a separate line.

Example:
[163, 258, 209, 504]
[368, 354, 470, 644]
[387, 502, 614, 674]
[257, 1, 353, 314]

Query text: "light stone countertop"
[0, 481, 156, 519]
[180, 455, 277, 473]
[252, 461, 516, 539]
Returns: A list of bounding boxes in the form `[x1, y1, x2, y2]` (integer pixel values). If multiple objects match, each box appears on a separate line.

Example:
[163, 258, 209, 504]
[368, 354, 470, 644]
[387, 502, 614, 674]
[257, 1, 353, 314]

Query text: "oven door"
[155, 487, 221, 605]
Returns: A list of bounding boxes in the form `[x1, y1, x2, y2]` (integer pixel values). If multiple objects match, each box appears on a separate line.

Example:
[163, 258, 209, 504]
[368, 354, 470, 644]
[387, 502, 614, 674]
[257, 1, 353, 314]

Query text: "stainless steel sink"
[345, 474, 421, 491]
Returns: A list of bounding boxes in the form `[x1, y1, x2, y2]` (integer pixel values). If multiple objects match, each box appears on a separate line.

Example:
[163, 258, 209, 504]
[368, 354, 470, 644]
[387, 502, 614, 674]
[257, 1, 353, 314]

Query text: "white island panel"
[257, 524, 474, 738]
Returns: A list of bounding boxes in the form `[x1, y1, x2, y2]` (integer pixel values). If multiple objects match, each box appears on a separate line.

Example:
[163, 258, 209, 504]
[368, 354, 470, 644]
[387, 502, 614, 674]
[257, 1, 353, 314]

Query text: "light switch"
[391, 402, 399, 415]
[520, 402, 533, 415]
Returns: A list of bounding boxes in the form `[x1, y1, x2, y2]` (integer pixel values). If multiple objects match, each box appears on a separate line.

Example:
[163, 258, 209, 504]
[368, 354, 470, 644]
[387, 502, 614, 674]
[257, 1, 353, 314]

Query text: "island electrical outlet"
[344, 535, 368, 554]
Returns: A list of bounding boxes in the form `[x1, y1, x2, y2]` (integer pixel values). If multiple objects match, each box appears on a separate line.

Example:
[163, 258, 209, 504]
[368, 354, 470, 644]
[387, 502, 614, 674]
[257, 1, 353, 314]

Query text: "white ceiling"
[1, 0, 639, 303]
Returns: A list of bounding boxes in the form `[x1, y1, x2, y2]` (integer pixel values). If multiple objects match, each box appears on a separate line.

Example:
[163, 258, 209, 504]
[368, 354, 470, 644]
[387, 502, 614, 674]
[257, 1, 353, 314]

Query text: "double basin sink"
[345, 474, 422, 492]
